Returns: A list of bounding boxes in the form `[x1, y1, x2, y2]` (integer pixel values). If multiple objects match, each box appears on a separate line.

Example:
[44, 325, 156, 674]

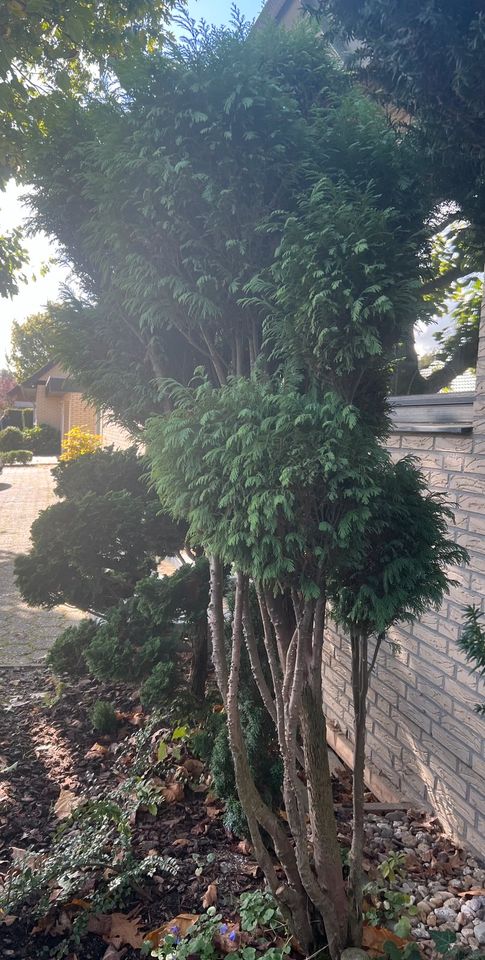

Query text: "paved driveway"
[0, 463, 82, 665]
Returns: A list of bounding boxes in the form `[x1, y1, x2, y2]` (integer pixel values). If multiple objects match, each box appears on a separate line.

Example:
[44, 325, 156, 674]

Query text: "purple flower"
[219, 924, 229, 934]
[229, 931, 237, 942]
[170, 925, 180, 936]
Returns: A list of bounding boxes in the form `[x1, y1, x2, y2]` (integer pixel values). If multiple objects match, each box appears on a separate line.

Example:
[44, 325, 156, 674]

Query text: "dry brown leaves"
[54, 788, 81, 820]
[162, 781, 185, 804]
[145, 913, 199, 949]
[201, 882, 218, 909]
[363, 925, 410, 957]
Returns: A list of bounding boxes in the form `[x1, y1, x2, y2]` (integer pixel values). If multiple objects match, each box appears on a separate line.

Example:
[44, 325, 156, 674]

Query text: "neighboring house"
[8, 360, 133, 449]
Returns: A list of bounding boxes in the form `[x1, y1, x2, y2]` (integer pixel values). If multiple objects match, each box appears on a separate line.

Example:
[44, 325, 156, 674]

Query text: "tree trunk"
[190, 616, 209, 700]
[348, 630, 368, 946]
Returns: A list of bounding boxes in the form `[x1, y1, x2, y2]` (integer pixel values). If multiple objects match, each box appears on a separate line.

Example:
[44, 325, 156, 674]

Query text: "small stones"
[475, 923, 485, 947]
[341, 950, 369, 960]
[434, 906, 459, 925]
[416, 900, 432, 920]
[414, 923, 431, 940]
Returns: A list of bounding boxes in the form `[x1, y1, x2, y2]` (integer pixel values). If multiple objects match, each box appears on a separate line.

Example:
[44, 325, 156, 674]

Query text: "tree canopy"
[7, 309, 58, 380]
[316, 0, 485, 390]
[19, 14, 461, 414]
[0, 0, 175, 299]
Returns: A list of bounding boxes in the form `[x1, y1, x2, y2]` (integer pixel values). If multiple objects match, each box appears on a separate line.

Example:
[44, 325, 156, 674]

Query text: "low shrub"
[140, 661, 177, 709]
[193, 693, 282, 837]
[0, 426, 23, 451]
[23, 423, 60, 455]
[60, 426, 102, 461]
[47, 619, 97, 677]
[1, 449, 33, 464]
[85, 582, 179, 681]
[90, 699, 118, 735]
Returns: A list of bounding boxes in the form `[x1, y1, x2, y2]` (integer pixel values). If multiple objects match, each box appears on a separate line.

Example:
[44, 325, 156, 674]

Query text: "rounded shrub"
[1, 450, 33, 464]
[0, 426, 24, 451]
[23, 424, 61, 455]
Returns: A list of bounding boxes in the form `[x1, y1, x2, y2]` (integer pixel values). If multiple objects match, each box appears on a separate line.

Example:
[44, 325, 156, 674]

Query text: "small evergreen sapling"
[457, 605, 485, 715]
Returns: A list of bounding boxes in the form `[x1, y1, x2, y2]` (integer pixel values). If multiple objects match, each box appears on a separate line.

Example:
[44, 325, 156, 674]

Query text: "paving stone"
[0, 464, 82, 664]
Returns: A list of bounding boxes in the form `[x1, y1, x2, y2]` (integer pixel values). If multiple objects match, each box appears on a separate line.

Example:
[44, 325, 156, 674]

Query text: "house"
[8, 360, 133, 449]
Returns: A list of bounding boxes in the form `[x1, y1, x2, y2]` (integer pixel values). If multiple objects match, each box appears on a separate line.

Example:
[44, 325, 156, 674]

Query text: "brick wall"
[99, 413, 135, 451]
[323, 328, 485, 855]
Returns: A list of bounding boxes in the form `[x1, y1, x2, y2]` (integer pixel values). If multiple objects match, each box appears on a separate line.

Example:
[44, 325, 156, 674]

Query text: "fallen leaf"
[54, 789, 80, 820]
[87, 915, 111, 937]
[363, 925, 408, 957]
[106, 912, 144, 949]
[145, 913, 199, 948]
[85, 743, 109, 760]
[458, 887, 485, 898]
[10, 847, 44, 869]
[102, 947, 121, 960]
[162, 782, 185, 804]
[236, 840, 252, 856]
[202, 883, 217, 909]
[205, 804, 221, 819]
[240, 862, 260, 878]
[183, 758, 205, 778]
[0, 915, 17, 926]
[172, 838, 191, 849]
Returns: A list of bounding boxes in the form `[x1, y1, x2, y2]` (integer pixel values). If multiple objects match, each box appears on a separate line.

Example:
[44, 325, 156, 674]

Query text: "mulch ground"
[0, 668, 286, 959]
[0, 668, 473, 960]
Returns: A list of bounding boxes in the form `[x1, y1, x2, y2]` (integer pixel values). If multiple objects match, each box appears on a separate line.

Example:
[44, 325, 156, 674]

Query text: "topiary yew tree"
[18, 15, 467, 954]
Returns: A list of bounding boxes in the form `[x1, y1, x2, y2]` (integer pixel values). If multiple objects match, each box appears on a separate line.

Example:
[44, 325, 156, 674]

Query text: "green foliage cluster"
[0, 796, 177, 954]
[155, 898, 290, 960]
[319, 0, 485, 235]
[46, 620, 97, 677]
[316, 0, 485, 390]
[90, 699, 118, 735]
[23, 423, 60, 455]
[0, 422, 60, 454]
[363, 852, 416, 936]
[0, 425, 23, 450]
[84, 577, 179, 682]
[7, 311, 58, 381]
[15, 447, 184, 613]
[140, 662, 177, 710]
[1, 449, 33, 464]
[457, 605, 485, 715]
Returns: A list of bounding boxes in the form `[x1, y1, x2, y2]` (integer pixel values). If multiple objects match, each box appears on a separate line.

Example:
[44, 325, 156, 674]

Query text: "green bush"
[15, 492, 161, 613]
[0, 426, 23, 451]
[90, 700, 118, 735]
[1, 449, 33, 464]
[193, 693, 282, 838]
[47, 619, 97, 677]
[23, 423, 60, 455]
[85, 580, 179, 681]
[140, 661, 177, 709]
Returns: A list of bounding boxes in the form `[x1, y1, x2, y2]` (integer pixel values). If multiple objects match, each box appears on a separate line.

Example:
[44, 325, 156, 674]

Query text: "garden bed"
[0, 668, 483, 960]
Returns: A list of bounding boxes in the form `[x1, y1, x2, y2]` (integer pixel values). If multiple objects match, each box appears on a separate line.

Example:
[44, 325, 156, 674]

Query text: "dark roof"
[13, 359, 60, 391]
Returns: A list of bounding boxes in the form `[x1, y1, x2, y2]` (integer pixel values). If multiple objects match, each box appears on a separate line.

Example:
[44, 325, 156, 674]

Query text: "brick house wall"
[323, 322, 485, 856]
